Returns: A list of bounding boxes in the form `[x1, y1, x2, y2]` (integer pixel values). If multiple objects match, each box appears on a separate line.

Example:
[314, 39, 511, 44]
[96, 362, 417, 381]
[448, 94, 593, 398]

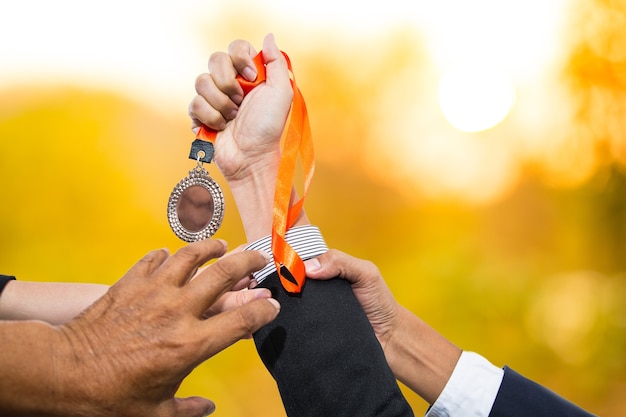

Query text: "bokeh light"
[1, 1, 626, 416]
[438, 64, 516, 132]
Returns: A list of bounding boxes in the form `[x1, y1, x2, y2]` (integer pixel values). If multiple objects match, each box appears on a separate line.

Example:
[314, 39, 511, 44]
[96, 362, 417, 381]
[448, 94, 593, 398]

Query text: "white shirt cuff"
[243, 225, 328, 284]
[426, 351, 504, 417]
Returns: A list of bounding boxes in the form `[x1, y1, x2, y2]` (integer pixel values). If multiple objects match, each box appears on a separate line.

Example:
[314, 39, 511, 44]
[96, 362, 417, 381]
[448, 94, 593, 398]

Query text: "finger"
[200, 297, 280, 357]
[156, 239, 228, 287]
[190, 266, 250, 290]
[122, 248, 170, 283]
[185, 250, 270, 316]
[230, 275, 253, 291]
[188, 90, 226, 131]
[207, 50, 245, 104]
[173, 396, 216, 417]
[189, 265, 207, 281]
[221, 243, 247, 257]
[262, 33, 292, 94]
[203, 288, 272, 319]
[304, 249, 377, 286]
[303, 249, 349, 280]
[191, 75, 238, 127]
[222, 246, 268, 290]
[227, 38, 259, 82]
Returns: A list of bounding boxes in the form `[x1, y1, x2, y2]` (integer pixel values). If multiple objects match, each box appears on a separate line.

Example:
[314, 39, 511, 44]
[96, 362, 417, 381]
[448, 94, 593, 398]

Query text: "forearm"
[0, 281, 108, 325]
[0, 320, 69, 415]
[386, 306, 462, 405]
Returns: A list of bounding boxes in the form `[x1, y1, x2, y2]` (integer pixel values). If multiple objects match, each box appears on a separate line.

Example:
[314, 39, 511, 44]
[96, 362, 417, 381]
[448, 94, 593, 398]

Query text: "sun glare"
[0, 0, 571, 204]
[438, 64, 516, 132]
[421, 0, 568, 134]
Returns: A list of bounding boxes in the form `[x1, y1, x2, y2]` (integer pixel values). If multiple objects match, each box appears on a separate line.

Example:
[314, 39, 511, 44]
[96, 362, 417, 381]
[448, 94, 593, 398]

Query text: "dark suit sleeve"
[253, 271, 414, 417]
[489, 366, 597, 417]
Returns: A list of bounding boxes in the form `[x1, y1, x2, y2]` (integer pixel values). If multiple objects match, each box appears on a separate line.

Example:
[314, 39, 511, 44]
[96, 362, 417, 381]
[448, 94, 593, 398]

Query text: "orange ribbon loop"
[198, 51, 313, 294]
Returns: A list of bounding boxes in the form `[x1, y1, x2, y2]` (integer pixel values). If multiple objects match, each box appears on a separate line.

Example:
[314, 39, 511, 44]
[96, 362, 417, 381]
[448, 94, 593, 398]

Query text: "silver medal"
[167, 160, 225, 242]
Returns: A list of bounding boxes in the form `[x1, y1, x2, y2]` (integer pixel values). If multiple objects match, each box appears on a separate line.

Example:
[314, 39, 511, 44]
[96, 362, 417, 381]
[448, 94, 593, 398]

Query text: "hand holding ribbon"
[191, 35, 314, 293]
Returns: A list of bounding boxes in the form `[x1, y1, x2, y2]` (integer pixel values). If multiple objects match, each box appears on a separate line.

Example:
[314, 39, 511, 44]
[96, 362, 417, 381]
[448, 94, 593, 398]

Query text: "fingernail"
[214, 119, 226, 130]
[259, 250, 272, 263]
[226, 108, 239, 119]
[203, 404, 216, 416]
[267, 298, 281, 310]
[242, 66, 257, 82]
[304, 258, 321, 272]
[253, 287, 271, 299]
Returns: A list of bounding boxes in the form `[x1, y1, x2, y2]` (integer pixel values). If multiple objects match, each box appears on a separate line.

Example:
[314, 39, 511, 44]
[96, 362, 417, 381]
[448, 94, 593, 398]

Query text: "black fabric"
[489, 366, 596, 417]
[254, 273, 414, 417]
[0, 274, 16, 296]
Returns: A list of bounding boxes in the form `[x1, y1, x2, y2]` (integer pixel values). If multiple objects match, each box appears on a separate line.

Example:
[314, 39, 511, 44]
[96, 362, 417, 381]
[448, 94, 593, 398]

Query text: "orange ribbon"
[197, 51, 313, 293]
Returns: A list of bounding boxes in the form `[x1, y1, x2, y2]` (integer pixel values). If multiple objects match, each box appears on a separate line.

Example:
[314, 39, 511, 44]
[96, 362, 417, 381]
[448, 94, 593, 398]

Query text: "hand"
[304, 249, 401, 351]
[305, 249, 461, 404]
[53, 239, 280, 417]
[189, 34, 305, 241]
[188, 33, 293, 183]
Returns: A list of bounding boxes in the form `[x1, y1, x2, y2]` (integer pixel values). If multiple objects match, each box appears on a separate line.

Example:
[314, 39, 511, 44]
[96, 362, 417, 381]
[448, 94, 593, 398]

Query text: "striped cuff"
[244, 225, 328, 284]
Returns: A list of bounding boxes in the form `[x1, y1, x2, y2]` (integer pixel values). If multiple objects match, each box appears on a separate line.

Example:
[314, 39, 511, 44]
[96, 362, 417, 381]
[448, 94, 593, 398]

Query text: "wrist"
[0, 321, 75, 416]
[227, 165, 279, 241]
[52, 323, 101, 415]
[385, 307, 462, 404]
[213, 132, 281, 184]
[224, 151, 313, 241]
[54, 311, 127, 416]
[224, 156, 280, 190]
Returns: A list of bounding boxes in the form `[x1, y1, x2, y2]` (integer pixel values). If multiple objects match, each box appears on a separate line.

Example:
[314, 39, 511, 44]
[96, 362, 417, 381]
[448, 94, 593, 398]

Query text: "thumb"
[174, 396, 216, 417]
[261, 32, 282, 63]
[262, 33, 291, 91]
[304, 257, 328, 279]
[304, 250, 347, 280]
[305, 249, 380, 289]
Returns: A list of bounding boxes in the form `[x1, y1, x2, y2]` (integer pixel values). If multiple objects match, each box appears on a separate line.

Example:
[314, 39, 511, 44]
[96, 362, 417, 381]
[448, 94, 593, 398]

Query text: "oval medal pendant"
[167, 163, 225, 242]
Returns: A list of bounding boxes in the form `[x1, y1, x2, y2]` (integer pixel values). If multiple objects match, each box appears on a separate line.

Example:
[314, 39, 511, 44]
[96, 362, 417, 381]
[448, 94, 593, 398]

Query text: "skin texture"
[0, 239, 280, 417]
[304, 249, 462, 405]
[0, 281, 109, 325]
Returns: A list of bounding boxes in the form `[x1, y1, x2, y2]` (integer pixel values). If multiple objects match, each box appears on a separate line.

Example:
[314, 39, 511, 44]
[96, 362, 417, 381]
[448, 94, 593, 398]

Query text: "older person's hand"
[305, 249, 461, 405]
[0, 239, 280, 417]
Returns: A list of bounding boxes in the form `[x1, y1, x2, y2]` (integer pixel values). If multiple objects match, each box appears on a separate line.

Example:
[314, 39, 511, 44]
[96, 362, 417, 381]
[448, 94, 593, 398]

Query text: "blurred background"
[1, 0, 625, 415]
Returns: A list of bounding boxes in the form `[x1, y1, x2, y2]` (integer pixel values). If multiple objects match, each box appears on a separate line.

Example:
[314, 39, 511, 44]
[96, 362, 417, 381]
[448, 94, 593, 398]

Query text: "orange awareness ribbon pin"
[196, 51, 313, 293]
